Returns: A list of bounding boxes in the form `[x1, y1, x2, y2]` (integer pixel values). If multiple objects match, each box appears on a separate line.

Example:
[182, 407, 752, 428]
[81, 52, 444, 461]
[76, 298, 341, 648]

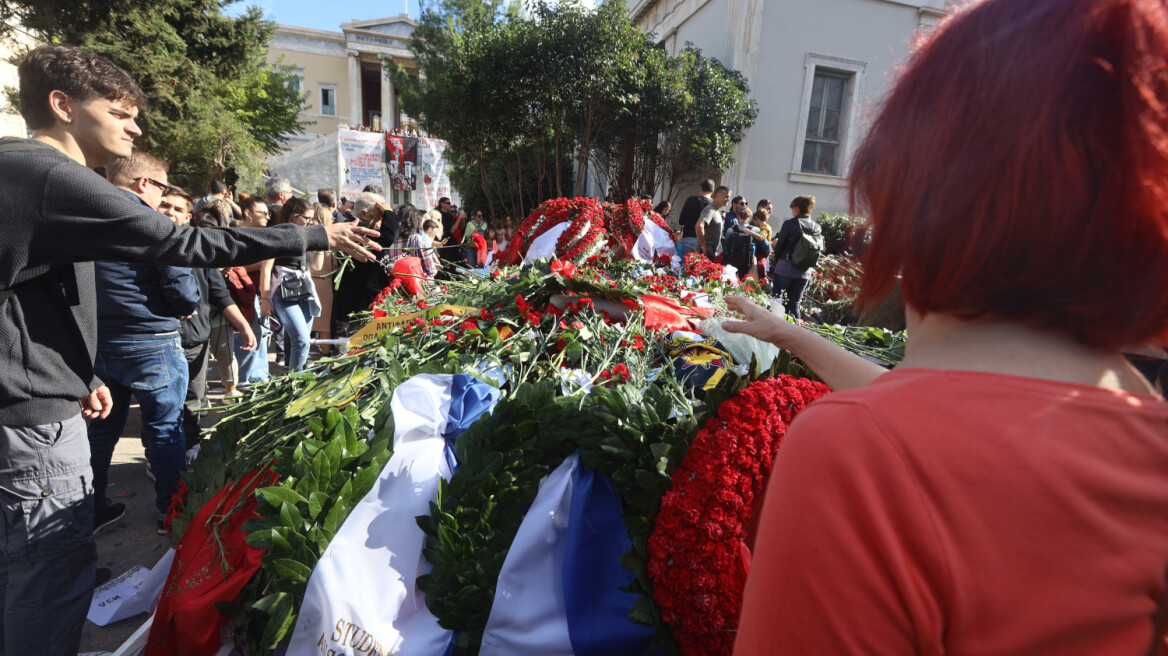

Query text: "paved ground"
[79, 356, 292, 654]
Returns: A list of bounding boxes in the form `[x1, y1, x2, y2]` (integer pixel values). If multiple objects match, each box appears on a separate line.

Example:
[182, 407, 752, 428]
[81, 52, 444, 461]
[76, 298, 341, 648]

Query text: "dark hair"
[422, 219, 440, 232]
[164, 185, 194, 206]
[699, 179, 715, 193]
[191, 203, 231, 228]
[438, 197, 450, 206]
[240, 196, 266, 215]
[737, 207, 751, 222]
[396, 203, 421, 237]
[272, 197, 312, 226]
[753, 210, 768, 223]
[731, 195, 745, 207]
[654, 201, 671, 217]
[715, 185, 731, 196]
[18, 45, 148, 130]
[362, 184, 383, 195]
[790, 195, 815, 214]
[208, 180, 228, 195]
[852, 0, 1168, 349]
[318, 188, 337, 207]
[756, 198, 771, 210]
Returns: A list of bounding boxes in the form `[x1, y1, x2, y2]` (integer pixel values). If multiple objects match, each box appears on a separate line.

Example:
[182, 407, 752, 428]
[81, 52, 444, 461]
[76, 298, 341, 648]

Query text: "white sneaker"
[185, 444, 201, 466]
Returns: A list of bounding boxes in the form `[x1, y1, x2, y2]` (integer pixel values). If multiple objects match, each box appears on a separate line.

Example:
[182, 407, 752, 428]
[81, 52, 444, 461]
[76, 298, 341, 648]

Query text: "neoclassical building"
[629, 0, 950, 213]
[267, 16, 418, 146]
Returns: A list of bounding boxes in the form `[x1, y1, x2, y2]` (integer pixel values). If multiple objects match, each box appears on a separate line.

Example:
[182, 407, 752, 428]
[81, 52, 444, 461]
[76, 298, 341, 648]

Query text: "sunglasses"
[138, 177, 175, 196]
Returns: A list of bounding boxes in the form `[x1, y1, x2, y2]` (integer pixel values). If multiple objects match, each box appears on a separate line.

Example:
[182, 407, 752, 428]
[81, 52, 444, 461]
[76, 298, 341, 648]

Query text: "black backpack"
[723, 229, 755, 278]
[789, 219, 825, 269]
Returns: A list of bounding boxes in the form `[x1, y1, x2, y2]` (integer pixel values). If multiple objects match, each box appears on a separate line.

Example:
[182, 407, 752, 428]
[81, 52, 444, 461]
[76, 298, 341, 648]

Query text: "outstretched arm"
[722, 296, 887, 390]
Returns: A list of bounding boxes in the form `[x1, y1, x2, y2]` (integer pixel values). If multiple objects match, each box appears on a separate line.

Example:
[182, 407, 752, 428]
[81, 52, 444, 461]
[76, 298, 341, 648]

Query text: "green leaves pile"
[237, 405, 393, 650]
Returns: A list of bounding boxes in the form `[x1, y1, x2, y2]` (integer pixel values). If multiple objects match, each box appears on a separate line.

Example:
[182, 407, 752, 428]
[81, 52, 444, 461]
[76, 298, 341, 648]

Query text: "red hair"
[851, 0, 1168, 350]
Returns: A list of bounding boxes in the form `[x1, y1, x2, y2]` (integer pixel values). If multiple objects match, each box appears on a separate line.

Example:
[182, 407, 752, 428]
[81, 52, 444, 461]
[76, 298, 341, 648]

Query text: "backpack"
[723, 229, 755, 278]
[789, 220, 825, 269]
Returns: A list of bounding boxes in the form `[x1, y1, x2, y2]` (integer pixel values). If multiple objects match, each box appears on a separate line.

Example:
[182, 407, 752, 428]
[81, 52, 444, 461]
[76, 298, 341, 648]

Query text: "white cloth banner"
[632, 223, 677, 263]
[286, 374, 459, 656]
[417, 138, 451, 211]
[338, 129, 387, 200]
[524, 223, 570, 264]
[87, 549, 175, 626]
[479, 454, 580, 656]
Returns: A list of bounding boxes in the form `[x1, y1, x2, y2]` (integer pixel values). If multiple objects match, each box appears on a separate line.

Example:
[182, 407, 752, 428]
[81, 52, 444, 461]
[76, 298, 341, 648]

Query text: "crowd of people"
[1, 0, 1167, 652]
[670, 180, 824, 319]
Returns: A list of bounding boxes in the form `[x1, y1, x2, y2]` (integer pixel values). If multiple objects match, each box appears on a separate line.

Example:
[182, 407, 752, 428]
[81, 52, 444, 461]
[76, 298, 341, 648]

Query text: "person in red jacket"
[725, 0, 1168, 653]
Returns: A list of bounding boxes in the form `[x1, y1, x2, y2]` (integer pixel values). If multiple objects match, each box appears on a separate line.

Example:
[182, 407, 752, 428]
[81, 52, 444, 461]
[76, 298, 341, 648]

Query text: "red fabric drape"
[145, 468, 278, 656]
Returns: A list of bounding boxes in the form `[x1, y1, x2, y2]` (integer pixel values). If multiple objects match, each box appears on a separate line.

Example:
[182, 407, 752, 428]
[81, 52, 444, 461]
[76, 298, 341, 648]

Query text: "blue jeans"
[677, 237, 699, 261]
[273, 296, 314, 371]
[772, 274, 810, 320]
[88, 334, 188, 514]
[235, 299, 269, 384]
[0, 416, 97, 655]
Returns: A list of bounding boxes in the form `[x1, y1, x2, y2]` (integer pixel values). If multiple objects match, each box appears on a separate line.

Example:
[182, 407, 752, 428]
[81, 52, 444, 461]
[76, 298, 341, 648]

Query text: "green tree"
[395, 0, 757, 219]
[0, 0, 306, 190]
[663, 44, 759, 196]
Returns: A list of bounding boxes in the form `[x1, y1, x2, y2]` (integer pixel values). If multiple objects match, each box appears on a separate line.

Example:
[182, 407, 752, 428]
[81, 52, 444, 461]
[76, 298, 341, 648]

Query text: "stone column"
[380, 57, 396, 130]
[347, 49, 362, 127]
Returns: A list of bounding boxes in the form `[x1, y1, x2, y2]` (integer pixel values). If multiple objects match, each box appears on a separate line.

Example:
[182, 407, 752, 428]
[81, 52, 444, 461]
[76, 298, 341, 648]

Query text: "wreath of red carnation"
[648, 374, 831, 656]
[506, 194, 607, 263]
[504, 197, 605, 265]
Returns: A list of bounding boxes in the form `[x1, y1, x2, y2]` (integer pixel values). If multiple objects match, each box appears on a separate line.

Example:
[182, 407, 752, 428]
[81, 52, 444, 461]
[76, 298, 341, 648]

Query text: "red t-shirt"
[735, 368, 1168, 655]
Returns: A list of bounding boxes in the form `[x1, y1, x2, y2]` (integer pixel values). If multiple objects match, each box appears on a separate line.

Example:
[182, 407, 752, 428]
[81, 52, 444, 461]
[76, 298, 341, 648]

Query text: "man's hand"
[238, 323, 258, 351]
[325, 222, 381, 262]
[80, 386, 113, 420]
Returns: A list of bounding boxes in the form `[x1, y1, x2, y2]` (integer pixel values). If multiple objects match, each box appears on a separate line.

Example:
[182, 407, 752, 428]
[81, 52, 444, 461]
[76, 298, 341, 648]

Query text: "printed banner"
[338, 129, 386, 199]
[386, 135, 418, 191]
[348, 304, 479, 347]
[417, 138, 451, 211]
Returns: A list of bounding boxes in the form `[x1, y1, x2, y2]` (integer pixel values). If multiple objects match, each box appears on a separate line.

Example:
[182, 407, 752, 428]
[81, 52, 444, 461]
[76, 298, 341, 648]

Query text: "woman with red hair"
[727, 0, 1168, 653]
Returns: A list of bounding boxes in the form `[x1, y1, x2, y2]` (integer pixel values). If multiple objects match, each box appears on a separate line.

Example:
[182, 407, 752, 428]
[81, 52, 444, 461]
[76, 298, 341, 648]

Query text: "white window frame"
[789, 53, 868, 187]
[319, 84, 338, 116]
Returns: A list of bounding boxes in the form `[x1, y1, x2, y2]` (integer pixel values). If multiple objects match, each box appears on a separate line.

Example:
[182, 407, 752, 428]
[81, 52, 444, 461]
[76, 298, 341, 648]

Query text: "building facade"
[266, 16, 418, 147]
[630, 0, 949, 214]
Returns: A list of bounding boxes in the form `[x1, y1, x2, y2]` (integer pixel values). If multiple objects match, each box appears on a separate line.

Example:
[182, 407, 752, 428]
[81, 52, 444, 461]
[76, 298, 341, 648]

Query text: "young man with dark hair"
[158, 186, 194, 225]
[0, 44, 379, 655]
[697, 185, 731, 260]
[676, 178, 715, 259]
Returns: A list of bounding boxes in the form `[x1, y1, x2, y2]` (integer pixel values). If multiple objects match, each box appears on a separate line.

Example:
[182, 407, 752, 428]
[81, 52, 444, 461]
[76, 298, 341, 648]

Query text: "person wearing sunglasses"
[461, 209, 487, 267]
[259, 198, 327, 371]
[88, 151, 202, 541]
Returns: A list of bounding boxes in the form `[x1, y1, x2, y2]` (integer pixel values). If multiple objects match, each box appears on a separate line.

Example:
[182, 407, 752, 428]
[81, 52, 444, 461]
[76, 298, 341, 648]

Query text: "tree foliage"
[0, 0, 306, 190]
[393, 0, 757, 221]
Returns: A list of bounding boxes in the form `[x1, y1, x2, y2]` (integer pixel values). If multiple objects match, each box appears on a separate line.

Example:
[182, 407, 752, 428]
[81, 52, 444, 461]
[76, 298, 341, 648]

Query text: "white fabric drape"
[479, 453, 581, 656]
[286, 374, 458, 656]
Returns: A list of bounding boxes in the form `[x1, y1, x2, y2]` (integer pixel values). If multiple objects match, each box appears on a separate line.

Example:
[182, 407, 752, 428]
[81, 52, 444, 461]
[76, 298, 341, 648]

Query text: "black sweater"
[0, 138, 329, 425]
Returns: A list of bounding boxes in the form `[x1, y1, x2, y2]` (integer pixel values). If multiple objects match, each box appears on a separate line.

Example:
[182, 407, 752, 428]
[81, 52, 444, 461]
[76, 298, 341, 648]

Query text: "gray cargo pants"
[0, 415, 97, 656]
